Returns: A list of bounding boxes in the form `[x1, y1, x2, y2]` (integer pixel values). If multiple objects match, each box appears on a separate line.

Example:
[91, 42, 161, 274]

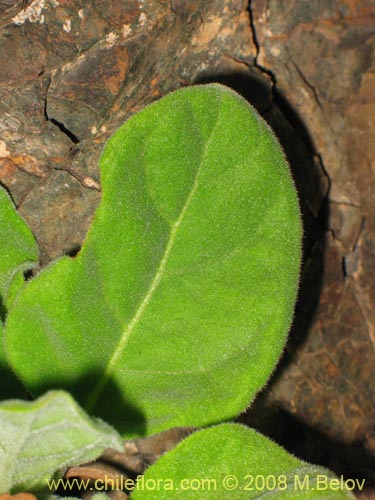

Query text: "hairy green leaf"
[0, 390, 123, 494]
[0, 187, 39, 399]
[0, 187, 39, 315]
[131, 424, 355, 499]
[5, 84, 302, 435]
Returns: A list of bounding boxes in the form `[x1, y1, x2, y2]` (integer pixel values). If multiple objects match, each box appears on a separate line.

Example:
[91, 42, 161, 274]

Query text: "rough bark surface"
[1, 0, 374, 493]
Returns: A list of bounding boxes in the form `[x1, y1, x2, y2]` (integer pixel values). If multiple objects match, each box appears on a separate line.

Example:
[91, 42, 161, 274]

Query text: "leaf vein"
[85, 96, 223, 411]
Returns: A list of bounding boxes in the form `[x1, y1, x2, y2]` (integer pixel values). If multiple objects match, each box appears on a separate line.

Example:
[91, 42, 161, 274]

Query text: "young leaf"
[131, 424, 355, 499]
[0, 187, 39, 315]
[0, 390, 123, 494]
[5, 84, 302, 435]
[0, 187, 39, 399]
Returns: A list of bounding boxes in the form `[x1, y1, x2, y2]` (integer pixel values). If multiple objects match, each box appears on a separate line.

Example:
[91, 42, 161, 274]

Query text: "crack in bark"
[247, 1, 332, 197]
[42, 76, 100, 191]
[52, 161, 101, 191]
[49, 117, 79, 144]
[248, 1, 313, 150]
[247, 2, 332, 174]
[314, 152, 331, 198]
[290, 58, 334, 134]
[247, 0, 336, 291]
[248, 1, 330, 183]
[247, 0, 276, 90]
[291, 59, 324, 111]
[44, 75, 79, 144]
[222, 53, 254, 70]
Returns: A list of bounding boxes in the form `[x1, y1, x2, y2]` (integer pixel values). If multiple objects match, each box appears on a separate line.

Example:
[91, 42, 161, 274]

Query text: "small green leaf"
[131, 424, 355, 499]
[0, 187, 39, 399]
[0, 390, 123, 494]
[6, 84, 302, 435]
[0, 187, 39, 315]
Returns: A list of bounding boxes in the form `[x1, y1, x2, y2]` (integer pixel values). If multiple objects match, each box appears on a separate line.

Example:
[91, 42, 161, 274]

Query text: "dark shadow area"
[24, 268, 35, 280]
[64, 243, 82, 258]
[30, 370, 147, 437]
[0, 364, 30, 400]
[0, 298, 6, 323]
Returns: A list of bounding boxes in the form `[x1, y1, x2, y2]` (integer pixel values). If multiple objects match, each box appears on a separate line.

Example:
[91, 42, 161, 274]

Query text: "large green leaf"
[0, 390, 123, 494]
[131, 424, 356, 499]
[5, 84, 302, 435]
[0, 187, 39, 314]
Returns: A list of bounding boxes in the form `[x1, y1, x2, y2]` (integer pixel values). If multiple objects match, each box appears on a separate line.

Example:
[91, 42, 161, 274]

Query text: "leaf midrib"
[85, 98, 222, 411]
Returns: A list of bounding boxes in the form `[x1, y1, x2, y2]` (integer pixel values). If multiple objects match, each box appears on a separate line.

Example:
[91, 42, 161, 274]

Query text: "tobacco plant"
[0, 84, 355, 498]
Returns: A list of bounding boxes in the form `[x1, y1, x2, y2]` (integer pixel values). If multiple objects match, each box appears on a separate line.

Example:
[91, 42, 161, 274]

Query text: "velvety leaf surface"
[5, 84, 302, 435]
[0, 187, 39, 314]
[0, 187, 39, 399]
[131, 424, 355, 499]
[0, 391, 123, 494]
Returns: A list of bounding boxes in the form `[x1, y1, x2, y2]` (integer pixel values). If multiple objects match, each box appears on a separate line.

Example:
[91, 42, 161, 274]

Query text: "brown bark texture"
[0, 0, 374, 491]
